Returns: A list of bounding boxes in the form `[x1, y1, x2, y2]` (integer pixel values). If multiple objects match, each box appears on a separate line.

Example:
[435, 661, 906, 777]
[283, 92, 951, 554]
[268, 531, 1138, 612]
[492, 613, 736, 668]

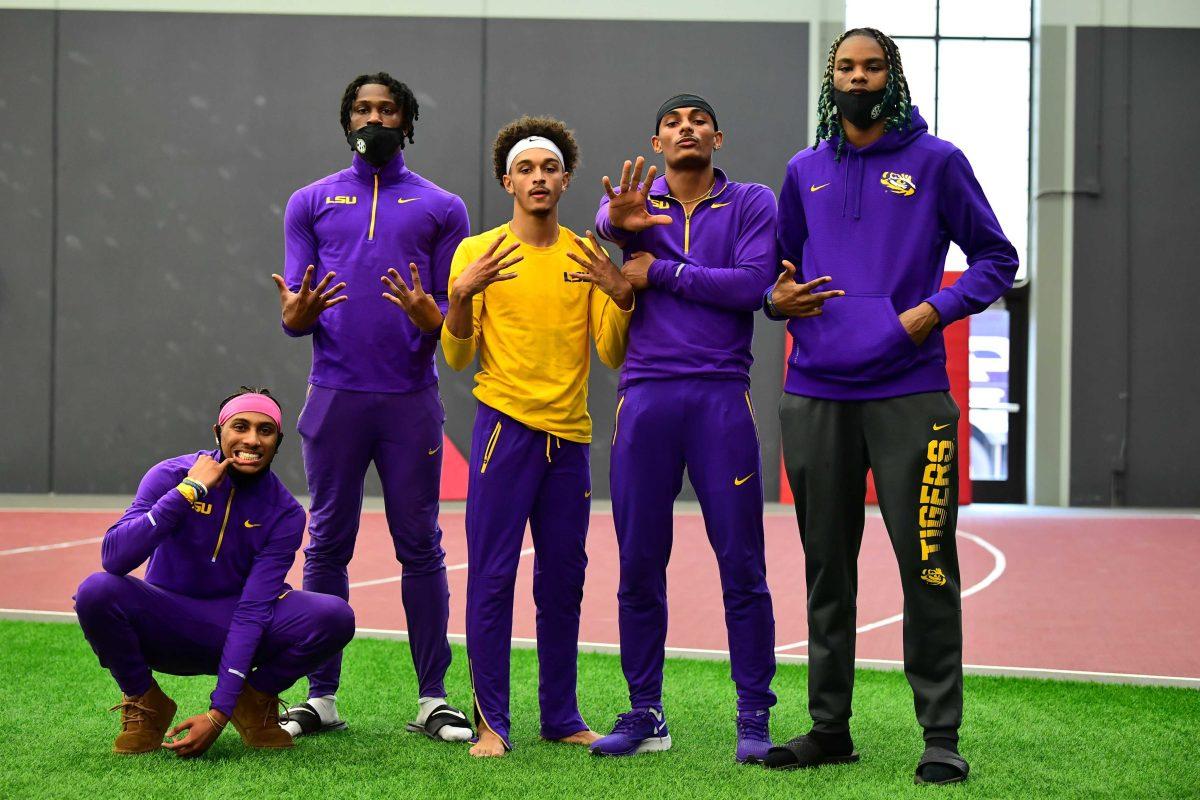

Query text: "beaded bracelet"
[176, 482, 199, 504]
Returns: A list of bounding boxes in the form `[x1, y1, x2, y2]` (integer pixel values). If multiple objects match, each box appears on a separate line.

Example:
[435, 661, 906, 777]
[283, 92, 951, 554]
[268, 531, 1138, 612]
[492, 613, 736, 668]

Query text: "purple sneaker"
[589, 708, 672, 756]
[735, 709, 772, 764]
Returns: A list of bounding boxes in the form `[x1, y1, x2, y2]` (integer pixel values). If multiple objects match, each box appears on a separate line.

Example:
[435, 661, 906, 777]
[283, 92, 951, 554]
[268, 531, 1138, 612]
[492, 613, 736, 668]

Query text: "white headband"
[505, 136, 565, 173]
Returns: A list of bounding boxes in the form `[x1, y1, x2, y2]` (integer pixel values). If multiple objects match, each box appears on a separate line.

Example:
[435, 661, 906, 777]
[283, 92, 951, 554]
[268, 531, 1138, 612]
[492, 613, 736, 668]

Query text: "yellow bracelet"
[205, 710, 226, 730]
[176, 482, 198, 504]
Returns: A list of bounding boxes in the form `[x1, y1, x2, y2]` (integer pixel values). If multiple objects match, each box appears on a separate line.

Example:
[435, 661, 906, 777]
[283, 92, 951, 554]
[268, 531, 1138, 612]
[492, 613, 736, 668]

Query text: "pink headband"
[218, 393, 283, 428]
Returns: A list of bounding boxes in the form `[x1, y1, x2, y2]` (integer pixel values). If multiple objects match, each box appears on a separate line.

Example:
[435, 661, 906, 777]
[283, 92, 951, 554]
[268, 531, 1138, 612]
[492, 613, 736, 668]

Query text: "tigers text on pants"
[780, 390, 963, 743]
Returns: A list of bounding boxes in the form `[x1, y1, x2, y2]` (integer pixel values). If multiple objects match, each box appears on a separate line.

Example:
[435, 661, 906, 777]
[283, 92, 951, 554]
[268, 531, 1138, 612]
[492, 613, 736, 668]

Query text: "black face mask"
[346, 125, 404, 166]
[833, 88, 889, 130]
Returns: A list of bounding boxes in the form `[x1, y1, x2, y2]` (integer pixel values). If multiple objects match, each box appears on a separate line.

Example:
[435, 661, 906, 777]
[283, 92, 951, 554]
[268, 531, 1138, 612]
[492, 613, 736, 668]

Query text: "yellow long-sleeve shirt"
[441, 223, 632, 443]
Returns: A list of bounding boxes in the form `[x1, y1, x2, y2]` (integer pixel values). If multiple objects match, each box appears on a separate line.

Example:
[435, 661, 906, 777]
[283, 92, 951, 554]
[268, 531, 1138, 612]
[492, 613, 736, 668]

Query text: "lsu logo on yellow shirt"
[880, 171, 916, 197]
[324, 195, 357, 205]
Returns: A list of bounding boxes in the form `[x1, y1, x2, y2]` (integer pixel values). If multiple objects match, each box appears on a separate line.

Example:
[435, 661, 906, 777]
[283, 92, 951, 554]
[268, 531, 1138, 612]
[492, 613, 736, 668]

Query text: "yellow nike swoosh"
[584, 490, 591, 498]
[397, 197, 420, 204]
[711, 202, 732, 209]
[734, 472, 756, 486]
[427, 445, 442, 455]
[932, 423, 952, 431]
[243, 520, 262, 528]
[810, 183, 830, 192]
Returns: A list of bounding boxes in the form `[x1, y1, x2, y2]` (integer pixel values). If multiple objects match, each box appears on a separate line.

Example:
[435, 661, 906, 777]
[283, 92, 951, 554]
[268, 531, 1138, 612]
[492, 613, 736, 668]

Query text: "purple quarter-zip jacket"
[771, 109, 1018, 400]
[595, 168, 777, 388]
[100, 450, 306, 715]
[283, 151, 470, 393]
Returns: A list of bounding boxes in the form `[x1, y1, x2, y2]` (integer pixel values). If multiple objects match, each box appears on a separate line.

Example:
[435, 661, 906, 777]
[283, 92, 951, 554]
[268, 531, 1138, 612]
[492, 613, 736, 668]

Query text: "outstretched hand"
[602, 156, 673, 233]
[271, 265, 347, 332]
[769, 260, 845, 318]
[453, 233, 522, 299]
[382, 263, 444, 333]
[566, 231, 634, 310]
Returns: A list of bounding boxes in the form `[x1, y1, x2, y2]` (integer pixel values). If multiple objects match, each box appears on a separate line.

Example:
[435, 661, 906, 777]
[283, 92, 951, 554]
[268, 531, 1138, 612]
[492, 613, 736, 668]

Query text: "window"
[844, 1, 1033, 499]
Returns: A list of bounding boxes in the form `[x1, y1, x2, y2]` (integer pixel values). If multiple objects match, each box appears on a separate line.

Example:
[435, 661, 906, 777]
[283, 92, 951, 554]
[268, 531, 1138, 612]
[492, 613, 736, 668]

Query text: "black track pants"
[780, 391, 963, 743]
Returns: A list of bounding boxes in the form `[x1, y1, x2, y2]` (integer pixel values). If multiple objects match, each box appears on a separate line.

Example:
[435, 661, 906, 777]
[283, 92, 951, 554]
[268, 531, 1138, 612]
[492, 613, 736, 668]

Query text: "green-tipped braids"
[814, 27, 914, 161]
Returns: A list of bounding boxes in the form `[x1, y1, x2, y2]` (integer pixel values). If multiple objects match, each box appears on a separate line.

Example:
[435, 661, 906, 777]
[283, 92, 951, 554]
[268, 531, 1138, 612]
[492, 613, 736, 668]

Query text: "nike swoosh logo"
[734, 472, 756, 486]
[711, 202, 732, 209]
[810, 183, 830, 192]
[932, 423, 952, 431]
[243, 520, 262, 528]
[427, 445, 442, 455]
[397, 197, 420, 204]
[584, 490, 591, 498]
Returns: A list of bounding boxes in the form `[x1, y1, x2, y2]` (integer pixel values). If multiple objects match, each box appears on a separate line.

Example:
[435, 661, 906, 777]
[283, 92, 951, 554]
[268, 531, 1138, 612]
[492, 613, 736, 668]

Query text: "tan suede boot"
[229, 683, 294, 749]
[111, 683, 177, 754]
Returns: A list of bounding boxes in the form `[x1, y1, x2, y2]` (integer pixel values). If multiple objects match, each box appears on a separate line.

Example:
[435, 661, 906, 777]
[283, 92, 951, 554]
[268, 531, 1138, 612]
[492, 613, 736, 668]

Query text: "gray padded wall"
[481, 19, 806, 499]
[1071, 27, 1200, 506]
[51, 12, 483, 494]
[3, 11, 804, 499]
[0, 11, 55, 492]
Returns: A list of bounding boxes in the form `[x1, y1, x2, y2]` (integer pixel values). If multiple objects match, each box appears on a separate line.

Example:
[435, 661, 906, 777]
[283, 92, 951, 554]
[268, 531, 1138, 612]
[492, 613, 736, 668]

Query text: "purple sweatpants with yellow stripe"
[465, 403, 590, 748]
[609, 377, 777, 713]
[74, 573, 355, 699]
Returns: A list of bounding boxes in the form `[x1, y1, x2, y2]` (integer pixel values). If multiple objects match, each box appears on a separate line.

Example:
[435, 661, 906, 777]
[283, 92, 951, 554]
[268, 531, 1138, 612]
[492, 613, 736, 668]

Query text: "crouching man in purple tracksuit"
[589, 94, 778, 763]
[74, 387, 355, 757]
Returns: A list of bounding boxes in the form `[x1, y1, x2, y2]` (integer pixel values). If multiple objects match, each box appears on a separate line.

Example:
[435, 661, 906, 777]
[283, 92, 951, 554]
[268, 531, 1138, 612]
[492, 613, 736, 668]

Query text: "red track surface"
[1, 508, 1197, 680]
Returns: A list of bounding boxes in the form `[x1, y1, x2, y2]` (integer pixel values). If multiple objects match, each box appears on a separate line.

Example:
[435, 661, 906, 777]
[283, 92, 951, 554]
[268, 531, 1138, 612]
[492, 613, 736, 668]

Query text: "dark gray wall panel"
[483, 19, 807, 498]
[0, 11, 55, 492]
[51, 12, 483, 494]
[1072, 27, 1200, 506]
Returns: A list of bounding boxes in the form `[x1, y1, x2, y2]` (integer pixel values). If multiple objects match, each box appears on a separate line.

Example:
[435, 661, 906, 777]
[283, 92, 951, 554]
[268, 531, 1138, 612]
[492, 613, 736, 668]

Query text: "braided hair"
[814, 28, 913, 161]
[339, 72, 419, 149]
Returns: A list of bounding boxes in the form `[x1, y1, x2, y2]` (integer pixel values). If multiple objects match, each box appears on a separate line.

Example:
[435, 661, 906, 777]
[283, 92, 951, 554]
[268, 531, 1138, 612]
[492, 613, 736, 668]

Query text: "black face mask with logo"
[833, 88, 889, 130]
[346, 125, 404, 167]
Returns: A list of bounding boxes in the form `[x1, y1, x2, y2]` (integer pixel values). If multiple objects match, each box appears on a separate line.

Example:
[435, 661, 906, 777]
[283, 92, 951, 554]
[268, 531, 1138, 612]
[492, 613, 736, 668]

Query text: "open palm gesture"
[602, 156, 673, 233]
[271, 265, 346, 332]
[382, 263, 443, 333]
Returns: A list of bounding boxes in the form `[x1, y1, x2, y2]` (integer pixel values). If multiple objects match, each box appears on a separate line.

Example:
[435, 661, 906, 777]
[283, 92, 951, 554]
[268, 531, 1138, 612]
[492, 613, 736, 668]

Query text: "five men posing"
[76, 28, 1015, 785]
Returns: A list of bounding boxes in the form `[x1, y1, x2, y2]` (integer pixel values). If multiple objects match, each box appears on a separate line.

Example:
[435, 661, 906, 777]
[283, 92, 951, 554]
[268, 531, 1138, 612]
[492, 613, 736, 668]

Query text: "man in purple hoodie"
[762, 30, 1018, 784]
[74, 388, 355, 757]
[590, 94, 778, 763]
[272, 72, 471, 740]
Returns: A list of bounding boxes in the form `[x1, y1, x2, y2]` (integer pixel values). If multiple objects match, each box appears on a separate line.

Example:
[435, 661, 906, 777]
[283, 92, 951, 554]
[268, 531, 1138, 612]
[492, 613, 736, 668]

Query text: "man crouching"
[73, 386, 355, 757]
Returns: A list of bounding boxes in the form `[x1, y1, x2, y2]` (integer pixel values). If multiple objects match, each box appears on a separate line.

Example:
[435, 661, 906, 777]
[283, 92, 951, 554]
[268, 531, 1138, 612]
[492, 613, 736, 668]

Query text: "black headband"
[655, 94, 718, 133]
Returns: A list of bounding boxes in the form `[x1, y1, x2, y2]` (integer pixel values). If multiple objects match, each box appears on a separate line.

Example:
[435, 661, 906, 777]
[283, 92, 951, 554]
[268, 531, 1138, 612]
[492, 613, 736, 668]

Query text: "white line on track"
[0, 536, 104, 557]
[346, 547, 536, 589]
[5, 608, 1196, 688]
[773, 529, 1006, 653]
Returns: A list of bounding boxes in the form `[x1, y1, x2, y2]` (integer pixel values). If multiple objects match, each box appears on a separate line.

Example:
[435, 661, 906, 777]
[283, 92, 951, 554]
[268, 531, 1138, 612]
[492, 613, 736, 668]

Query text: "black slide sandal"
[405, 704, 473, 740]
[763, 734, 861, 771]
[282, 702, 348, 736]
[914, 746, 970, 785]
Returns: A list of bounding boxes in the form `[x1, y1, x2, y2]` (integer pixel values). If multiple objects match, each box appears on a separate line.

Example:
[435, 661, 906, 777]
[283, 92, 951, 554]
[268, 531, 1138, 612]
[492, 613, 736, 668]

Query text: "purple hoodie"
[283, 151, 470, 393]
[771, 109, 1017, 400]
[100, 450, 305, 715]
[595, 168, 777, 388]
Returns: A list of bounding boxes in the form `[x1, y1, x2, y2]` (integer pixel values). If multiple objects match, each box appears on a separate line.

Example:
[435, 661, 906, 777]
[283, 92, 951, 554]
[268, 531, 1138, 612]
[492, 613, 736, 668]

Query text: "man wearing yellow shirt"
[441, 116, 634, 758]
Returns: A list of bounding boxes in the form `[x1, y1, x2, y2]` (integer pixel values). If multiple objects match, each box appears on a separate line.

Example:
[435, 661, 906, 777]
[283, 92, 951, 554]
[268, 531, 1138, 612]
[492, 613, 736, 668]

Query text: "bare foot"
[469, 725, 507, 758]
[557, 729, 601, 746]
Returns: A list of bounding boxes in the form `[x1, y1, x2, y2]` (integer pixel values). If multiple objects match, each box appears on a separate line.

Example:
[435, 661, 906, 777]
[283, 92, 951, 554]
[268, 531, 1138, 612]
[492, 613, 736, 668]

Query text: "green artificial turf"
[1, 619, 1197, 799]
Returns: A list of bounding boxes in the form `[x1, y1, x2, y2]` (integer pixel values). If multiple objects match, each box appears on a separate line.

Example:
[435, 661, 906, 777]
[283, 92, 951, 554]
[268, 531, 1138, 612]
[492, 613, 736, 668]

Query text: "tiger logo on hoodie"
[881, 171, 916, 197]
